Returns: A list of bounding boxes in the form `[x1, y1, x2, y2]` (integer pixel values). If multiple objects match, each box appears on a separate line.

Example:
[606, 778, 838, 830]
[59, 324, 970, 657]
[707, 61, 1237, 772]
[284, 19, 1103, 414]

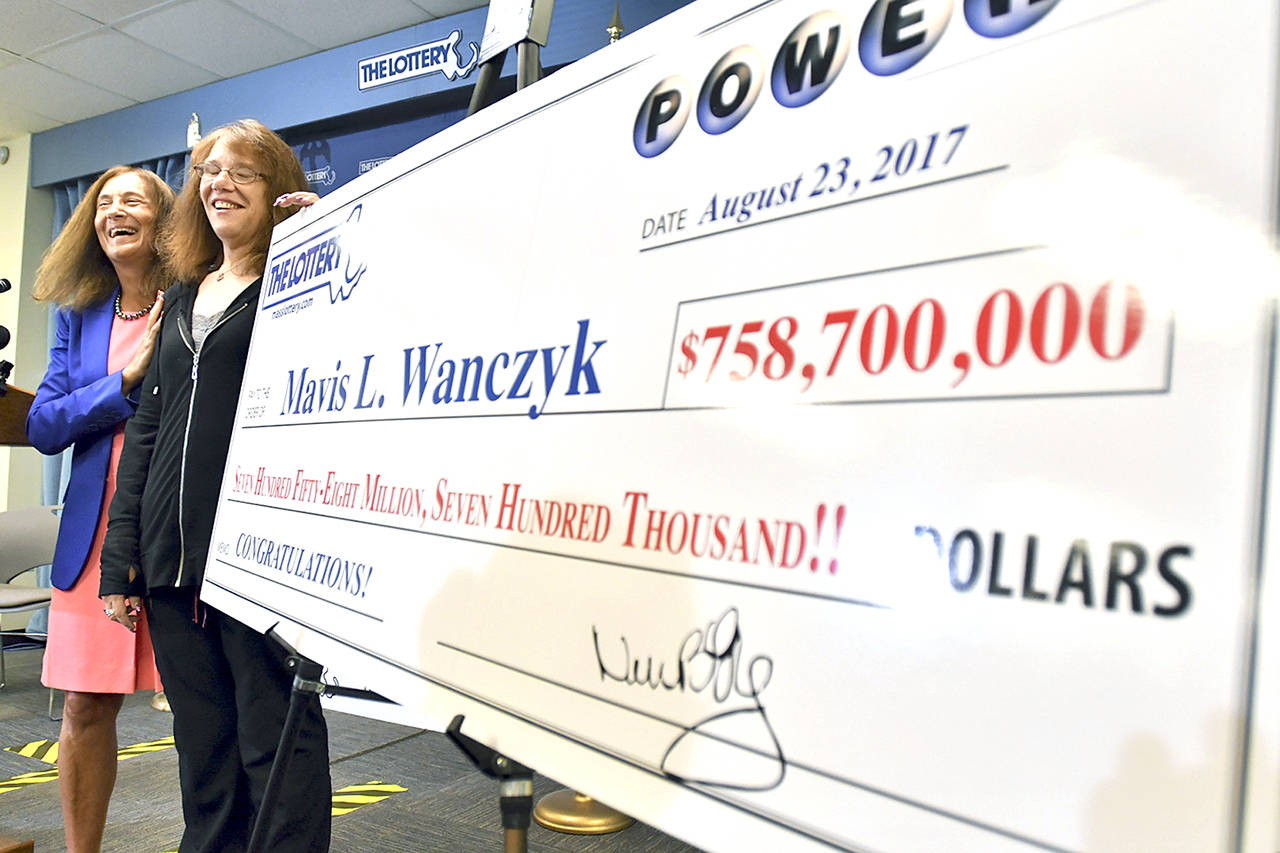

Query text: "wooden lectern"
[0, 385, 35, 447]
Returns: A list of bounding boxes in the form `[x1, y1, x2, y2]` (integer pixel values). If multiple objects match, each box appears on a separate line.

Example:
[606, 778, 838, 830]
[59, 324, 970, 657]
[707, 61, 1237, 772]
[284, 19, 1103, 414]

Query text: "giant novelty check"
[203, 0, 1280, 850]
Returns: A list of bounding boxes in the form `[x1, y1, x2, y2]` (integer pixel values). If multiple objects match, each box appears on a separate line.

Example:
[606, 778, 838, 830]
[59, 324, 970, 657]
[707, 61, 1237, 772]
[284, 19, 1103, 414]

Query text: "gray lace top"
[191, 309, 225, 352]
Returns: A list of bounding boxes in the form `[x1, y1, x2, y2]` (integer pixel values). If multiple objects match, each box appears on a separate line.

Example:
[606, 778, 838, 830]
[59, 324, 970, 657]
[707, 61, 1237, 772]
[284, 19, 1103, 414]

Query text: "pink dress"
[42, 314, 161, 694]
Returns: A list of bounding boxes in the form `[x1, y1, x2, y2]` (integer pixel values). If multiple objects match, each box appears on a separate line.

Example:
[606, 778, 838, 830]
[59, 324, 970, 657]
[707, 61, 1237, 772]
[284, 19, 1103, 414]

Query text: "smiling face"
[94, 172, 157, 270]
[198, 138, 271, 252]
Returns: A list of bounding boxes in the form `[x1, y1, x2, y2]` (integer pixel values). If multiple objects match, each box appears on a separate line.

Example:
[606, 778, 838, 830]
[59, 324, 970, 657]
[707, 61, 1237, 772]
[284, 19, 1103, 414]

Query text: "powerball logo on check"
[263, 205, 369, 318]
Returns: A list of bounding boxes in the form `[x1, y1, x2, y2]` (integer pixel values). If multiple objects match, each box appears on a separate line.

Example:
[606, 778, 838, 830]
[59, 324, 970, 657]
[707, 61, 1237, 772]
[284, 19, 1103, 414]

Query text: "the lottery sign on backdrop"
[203, 0, 1280, 850]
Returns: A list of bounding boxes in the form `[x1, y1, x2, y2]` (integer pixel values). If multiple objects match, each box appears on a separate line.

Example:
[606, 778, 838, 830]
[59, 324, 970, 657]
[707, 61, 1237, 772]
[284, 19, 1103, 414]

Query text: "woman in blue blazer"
[26, 166, 172, 853]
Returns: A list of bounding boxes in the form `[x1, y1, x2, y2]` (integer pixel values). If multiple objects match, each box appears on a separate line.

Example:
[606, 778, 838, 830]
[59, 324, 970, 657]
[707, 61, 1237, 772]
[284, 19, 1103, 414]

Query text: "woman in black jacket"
[99, 120, 329, 853]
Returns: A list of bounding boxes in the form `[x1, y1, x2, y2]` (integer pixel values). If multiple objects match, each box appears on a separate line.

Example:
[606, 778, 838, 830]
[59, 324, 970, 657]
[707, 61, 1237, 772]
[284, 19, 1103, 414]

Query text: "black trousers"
[147, 587, 331, 853]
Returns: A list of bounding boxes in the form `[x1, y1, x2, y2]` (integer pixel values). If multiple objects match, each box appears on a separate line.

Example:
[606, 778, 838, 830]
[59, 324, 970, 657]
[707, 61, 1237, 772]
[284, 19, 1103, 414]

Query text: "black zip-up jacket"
[100, 278, 261, 597]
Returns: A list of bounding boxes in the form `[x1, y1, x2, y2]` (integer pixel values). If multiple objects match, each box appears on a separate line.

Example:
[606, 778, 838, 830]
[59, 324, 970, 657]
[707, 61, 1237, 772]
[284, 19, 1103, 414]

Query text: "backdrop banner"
[290, 108, 468, 195]
[202, 0, 1280, 850]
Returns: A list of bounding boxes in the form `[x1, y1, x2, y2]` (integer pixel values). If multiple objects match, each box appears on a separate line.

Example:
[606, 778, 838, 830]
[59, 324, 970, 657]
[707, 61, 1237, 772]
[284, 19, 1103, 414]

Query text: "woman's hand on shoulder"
[121, 292, 164, 396]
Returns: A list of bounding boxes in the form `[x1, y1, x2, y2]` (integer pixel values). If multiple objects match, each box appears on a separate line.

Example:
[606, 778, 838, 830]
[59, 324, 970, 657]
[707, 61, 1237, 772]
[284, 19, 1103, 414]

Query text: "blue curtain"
[28, 153, 189, 637]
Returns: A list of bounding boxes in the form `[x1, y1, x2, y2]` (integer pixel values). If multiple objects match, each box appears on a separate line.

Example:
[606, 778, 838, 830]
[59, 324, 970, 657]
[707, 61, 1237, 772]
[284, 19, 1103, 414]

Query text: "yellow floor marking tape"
[4, 739, 58, 764]
[330, 781, 408, 817]
[1, 735, 177, 791]
[158, 781, 408, 850]
[0, 766, 60, 794]
[115, 736, 175, 760]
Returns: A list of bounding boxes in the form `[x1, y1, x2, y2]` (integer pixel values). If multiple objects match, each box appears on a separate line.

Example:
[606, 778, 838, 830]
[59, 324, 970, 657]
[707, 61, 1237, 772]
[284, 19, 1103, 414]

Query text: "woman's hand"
[274, 192, 319, 209]
[121, 292, 164, 396]
[101, 593, 143, 633]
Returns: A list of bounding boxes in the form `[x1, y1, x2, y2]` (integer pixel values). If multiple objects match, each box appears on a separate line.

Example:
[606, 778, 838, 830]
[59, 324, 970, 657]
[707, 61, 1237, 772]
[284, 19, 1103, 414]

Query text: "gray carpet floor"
[0, 643, 702, 852]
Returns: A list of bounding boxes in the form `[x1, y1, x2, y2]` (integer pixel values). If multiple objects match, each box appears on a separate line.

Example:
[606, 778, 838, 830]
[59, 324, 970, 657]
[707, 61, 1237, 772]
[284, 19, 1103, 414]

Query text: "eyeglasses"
[192, 161, 265, 185]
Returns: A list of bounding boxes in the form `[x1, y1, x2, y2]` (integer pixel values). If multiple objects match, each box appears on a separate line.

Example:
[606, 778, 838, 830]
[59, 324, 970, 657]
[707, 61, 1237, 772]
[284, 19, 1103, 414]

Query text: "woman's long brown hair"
[33, 166, 174, 310]
[162, 119, 308, 284]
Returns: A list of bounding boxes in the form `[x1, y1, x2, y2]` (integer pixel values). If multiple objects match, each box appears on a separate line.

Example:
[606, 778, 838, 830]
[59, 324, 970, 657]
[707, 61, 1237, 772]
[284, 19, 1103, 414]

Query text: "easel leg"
[516, 41, 542, 88]
[499, 768, 533, 853]
[468, 50, 509, 116]
[447, 715, 535, 853]
[246, 638, 325, 853]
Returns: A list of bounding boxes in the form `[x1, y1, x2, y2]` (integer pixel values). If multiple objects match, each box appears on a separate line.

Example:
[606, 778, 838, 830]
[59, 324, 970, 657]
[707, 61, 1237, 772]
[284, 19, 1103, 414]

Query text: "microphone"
[0, 278, 9, 350]
[0, 281, 9, 393]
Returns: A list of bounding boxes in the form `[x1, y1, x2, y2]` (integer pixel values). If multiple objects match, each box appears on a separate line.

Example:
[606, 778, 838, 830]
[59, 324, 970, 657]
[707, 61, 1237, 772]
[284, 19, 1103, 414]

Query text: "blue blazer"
[26, 290, 141, 591]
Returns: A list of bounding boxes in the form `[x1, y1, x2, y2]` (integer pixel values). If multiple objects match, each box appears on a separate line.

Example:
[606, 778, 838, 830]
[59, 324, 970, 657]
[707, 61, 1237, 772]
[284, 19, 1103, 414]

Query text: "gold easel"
[532, 789, 633, 834]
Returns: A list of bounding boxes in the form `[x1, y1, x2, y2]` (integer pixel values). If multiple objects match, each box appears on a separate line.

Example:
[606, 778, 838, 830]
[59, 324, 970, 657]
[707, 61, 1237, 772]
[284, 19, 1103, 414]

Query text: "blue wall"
[31, 0, 689, 188]
[289, 105, 470, 192]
